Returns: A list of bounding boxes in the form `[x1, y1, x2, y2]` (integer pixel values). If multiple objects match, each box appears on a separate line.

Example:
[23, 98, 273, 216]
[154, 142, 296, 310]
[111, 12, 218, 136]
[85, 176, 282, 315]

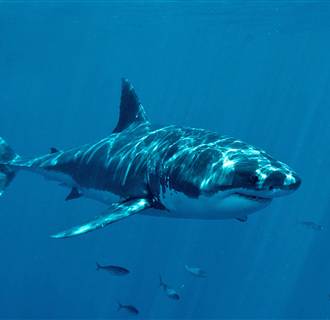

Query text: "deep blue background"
[0, 1, 330, 318]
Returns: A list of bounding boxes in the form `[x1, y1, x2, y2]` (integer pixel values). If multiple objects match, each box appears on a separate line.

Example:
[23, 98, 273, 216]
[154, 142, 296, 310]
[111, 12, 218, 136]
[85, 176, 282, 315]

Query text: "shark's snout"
[256, 167, 301, 199]
[283, 172, 301, 191]
[262, 170, 301, 191]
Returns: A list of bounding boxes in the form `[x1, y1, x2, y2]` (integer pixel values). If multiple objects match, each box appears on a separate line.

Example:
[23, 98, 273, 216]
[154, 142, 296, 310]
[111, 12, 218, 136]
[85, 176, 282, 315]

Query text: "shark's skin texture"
[15, 123, 298, 202]
[0, 79, 301, 238]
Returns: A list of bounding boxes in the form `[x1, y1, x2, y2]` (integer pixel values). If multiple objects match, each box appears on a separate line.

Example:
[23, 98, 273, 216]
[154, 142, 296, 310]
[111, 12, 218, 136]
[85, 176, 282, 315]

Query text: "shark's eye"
[250, 175, 259, 184]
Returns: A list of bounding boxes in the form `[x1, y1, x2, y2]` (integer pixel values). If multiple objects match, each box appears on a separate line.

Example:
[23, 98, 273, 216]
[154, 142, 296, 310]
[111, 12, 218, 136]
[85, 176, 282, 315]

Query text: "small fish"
[159, 275, 180, 300]
[96, 262, 130, 276]
[117, 301, 139, 315]
[299, 221, 324, 231]
[185, 265, 207, 278]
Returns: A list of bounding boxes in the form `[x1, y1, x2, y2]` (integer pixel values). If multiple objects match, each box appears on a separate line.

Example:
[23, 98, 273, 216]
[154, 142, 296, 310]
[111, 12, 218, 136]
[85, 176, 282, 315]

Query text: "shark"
[0, 79, 301, 238]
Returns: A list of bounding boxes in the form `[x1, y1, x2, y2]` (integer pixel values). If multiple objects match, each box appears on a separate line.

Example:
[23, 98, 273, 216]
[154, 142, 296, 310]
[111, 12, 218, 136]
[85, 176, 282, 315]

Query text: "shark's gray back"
[22, 121, 277, 202]
[11, 78, 294, 205]
[0, 79, 301, 239]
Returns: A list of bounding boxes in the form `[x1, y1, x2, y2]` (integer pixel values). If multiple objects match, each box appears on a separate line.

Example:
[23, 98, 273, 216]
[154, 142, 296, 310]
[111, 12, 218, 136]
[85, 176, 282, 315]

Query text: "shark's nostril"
[292, 175, 301, 189]
[285, 173, 302, 190]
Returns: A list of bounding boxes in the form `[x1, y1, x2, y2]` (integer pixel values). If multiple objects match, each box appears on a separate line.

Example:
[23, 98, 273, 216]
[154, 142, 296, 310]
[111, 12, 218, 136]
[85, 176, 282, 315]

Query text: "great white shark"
[0, 79, 301, 238]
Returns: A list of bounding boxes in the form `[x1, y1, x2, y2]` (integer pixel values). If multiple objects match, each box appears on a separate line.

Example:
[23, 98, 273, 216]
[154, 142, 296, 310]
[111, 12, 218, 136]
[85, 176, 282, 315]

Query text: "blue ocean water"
[0, 1, 329, 318]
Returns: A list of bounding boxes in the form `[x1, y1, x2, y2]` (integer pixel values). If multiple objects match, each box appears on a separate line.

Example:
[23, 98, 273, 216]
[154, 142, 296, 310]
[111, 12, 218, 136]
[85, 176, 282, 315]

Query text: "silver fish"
[96, 262, 130, 276]
[185, 265, 207, 278]
[159, 275, 180, 300]
[117, 301, 139, 315]
[299, 221, 324, 231]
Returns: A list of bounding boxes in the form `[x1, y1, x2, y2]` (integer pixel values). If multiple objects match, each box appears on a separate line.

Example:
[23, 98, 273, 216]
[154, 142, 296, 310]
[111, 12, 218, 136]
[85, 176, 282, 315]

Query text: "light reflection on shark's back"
[0, 79, 301, 238]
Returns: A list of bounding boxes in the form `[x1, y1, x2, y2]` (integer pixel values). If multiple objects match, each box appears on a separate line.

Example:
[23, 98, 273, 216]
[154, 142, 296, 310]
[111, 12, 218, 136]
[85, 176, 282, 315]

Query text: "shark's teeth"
[234, 192, 271, 203]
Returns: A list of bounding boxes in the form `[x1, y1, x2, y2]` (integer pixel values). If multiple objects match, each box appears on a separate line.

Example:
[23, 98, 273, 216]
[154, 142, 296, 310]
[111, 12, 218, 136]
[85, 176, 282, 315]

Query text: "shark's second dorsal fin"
[113, 79, 149, 133]
[50, 147, 60, 154]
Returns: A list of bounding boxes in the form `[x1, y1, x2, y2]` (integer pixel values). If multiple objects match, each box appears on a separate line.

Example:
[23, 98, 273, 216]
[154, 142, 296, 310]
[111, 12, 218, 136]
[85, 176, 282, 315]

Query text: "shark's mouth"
[234, 192, 272, 203]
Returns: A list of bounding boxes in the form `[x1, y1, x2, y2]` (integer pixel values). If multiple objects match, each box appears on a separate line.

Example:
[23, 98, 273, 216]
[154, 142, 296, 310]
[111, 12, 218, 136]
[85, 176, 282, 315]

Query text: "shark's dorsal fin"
[113, 79, 149, 133]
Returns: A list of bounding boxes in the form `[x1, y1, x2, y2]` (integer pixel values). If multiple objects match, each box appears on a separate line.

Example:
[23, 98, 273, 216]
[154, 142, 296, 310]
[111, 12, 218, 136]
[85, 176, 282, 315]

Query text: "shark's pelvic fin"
[65, 187, 82, 201]
[236, 216, 248, 222]
[51, 198, 151, 239]
[112, 79, 149, 133]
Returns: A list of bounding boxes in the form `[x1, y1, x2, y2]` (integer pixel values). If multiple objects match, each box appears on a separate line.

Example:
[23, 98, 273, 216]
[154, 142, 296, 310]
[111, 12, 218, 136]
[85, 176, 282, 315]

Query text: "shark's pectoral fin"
[51, 198, 151, 239]
[65, 187, 82, 201]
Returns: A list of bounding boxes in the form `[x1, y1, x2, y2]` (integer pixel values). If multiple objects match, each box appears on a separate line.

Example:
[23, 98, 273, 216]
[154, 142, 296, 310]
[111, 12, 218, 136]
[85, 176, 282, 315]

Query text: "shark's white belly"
[36, 169, 121, 204]
[36, 169, 270, 221]
[81, 187, 268, 220]
[145, 190, 271, 220]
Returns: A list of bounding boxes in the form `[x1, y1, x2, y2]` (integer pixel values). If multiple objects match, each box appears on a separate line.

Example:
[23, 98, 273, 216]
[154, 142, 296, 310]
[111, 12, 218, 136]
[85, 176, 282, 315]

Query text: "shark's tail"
[0, 137, 18, 196]
[159, 274, 165, 288]
[96, 262, 101, 271]
[117, 301, 123, 311]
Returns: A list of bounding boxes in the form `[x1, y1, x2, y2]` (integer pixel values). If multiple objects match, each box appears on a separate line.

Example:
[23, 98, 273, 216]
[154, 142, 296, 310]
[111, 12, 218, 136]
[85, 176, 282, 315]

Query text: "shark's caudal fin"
[112, 78, 149, 133]
[159, 275, 165, 288]
[0, 137, 18, 196]
[96, 262, 101, 271]
[117, 301, 123, 311]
